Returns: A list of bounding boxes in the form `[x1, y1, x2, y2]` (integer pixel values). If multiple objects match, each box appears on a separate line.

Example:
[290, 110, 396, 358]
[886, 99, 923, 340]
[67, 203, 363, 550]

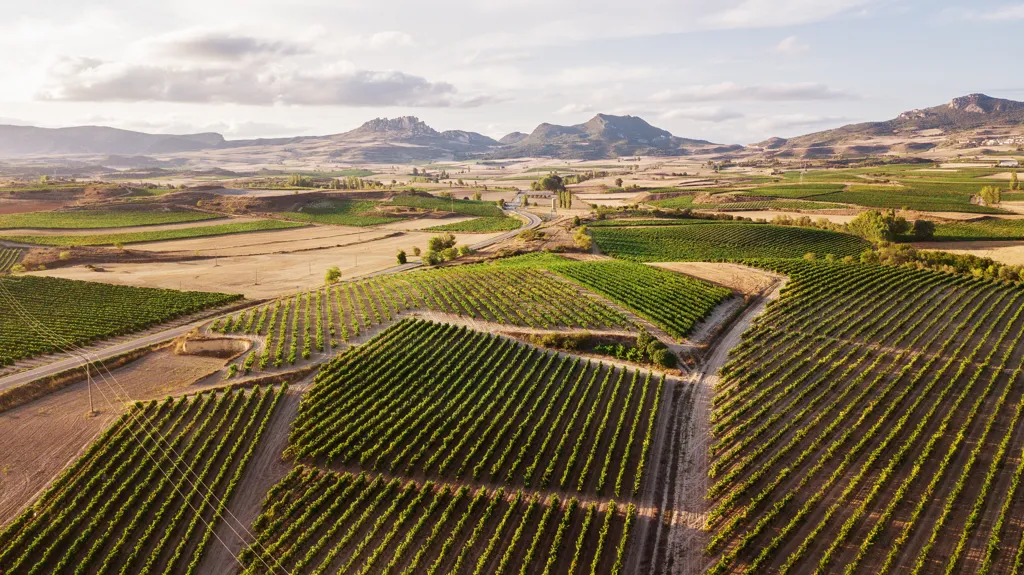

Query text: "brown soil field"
[0, 215, 245, 236]
[0, 350, 227, 526]
[912, 240, 1024, 266]
[34, 229, 501, 298]
[0, 199, 74, 214]
[374, 216, 476, 231]
[130, 225, 396, 256]
[649, 262, 784, 295]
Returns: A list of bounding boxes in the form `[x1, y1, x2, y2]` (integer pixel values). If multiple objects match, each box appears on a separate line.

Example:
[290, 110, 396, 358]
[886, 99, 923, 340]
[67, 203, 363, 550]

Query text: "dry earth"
[0, 216, 249, 236]
[34, 229, 501, 298]
[649, 261, 784, 295]
[0, 350, 227, 526]
[912, 240, 1024, 266]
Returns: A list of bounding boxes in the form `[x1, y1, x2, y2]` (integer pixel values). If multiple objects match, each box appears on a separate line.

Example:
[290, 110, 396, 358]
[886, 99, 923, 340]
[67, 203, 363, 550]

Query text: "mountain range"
[756, 93, 1024, 157]
[2, 94, 1022, 163]
[0, 114, 725, 162]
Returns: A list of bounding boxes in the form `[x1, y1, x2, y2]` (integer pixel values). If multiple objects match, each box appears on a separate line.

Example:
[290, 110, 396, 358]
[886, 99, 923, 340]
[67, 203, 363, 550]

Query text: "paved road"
[0, 205, 544, 393]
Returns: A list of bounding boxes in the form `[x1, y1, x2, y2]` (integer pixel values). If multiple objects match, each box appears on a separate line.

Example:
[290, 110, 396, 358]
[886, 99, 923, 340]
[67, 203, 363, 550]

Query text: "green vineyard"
[0, 386, 283, 574]
[240, 465, 636, 575]
[0, 209, 220, 230]
[0, 275, 240, 366]
[1, 219, 305, 247]
[707, 259, 1024, 573]
[0, 248, 22, 271]
[546, 259, 732, 339]
[290, 319, 664, 498]
[214, 266, 630, 375]
[590, 222, 870, 261]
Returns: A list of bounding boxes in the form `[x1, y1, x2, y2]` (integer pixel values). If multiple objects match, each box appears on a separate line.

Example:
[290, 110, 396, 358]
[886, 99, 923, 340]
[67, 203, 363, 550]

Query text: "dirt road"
[638, 276, 786, 574]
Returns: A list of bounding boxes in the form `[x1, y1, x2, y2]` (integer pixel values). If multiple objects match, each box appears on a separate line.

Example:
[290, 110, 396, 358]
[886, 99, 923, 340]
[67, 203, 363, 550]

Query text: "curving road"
[0, 206, 544, 394]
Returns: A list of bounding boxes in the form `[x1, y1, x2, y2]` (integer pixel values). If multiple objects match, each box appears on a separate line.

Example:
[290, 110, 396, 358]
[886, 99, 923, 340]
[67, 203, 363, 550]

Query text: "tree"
[457, 245, 473, 257]
[428, 232, 457, 252]
[615, 178, 624, 188]
[846, 210, 909, 243]
[574, 226, 592, 250]
[980, 186, 1002, 206]
[423, 250, 442, 266]
[1012, 170, 1020, 191]
[412, 167, 419, 176]
[324, 266, 342, 284]
[473, 191, 482, 201]
[572, 215, 581, 227]
[396, 250, 407, 264]
[911, 219, 935, 241]
[539, 173, 565, 193]
[413, 246, 421, 256]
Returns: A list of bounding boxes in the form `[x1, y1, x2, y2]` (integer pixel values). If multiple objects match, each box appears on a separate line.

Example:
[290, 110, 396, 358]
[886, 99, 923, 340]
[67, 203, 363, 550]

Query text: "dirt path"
[639, 276, 786, 574]
[196, 379, 310, 575]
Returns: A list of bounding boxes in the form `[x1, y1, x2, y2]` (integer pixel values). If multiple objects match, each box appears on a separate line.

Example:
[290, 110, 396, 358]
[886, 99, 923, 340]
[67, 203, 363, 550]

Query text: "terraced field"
[0, 275, 240, 366]
[425, 216, 522, 233]
[0, 386, 283, 574]
[706, 260, 1024, 573]
[590, 222, 869, 261]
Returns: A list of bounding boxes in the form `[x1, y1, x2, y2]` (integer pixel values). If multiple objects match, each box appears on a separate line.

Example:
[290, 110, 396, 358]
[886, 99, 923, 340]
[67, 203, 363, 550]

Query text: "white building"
[998, 159, 1020, 167]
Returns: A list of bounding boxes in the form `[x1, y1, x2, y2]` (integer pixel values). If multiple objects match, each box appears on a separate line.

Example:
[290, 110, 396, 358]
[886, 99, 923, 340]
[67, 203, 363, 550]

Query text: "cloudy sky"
[1, 0, 1021, 144]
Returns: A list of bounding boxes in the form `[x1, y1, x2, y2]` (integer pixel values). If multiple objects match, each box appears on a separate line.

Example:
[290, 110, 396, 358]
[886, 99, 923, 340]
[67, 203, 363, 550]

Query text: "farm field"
[545, 259, 732, 340]
[275, 198, 404, 227]
[212, 266, 630, 376]
[424, 215, 522, 233]
[590, 221, 870, 261]
[241, 465, 636, 574]
[1, 219, 305, 246]
[390, 193, 507, 217]
[735, 183, 847, 199]
[0, 216, 263, 237]
[931, 217, 1024, 241]
[913, 241, 1024, 267]
[0, 275, 239, 365]
[814, 184, 1007, 214]
[0, 248, 22, 271]
[0, 209, 220, 229]
[650, 195, 846, 212]
[705, 259, 1024, 573]
[0, 386, 283, 574]
[289, 319, 664, 498]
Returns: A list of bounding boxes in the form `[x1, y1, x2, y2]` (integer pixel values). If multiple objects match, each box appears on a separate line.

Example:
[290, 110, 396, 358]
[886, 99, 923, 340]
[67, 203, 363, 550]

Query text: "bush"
[428, 232, 457, 252]
[396, 250, 407, 264]
[324, 266, 342, 284]
[440, 247, 459, 261]
[58, 251, 71, 261]
[457, 245, 473, 257]
[423, 250, 442, 266]
[413, 246, 421, 256]
[651, 348, 677, 368]
[911, 219, 935, 241]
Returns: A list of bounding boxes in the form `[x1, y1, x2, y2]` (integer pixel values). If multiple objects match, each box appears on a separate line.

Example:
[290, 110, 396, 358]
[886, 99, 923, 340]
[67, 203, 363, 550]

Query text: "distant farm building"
[998, 159, 1021, 167]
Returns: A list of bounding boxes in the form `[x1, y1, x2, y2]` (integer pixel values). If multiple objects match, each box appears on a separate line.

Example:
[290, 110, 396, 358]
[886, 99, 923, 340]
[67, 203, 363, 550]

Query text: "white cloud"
[942, 4, 1024, 21]
[0, 116, 35, 126]
[775, 35, 809, 55]
[660, 106, 744, 122]
[38, 56, 490, 108]
[555, 103, 595, 115]
[749, 113, 850, 133]
[650, 82, 855, 102]
[701, 0, 876, 29]
[152, 32, 307, 61]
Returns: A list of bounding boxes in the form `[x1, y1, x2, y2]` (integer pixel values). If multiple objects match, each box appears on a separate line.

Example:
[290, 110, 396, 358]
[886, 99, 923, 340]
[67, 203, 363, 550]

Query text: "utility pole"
[86, 362, 95, 415]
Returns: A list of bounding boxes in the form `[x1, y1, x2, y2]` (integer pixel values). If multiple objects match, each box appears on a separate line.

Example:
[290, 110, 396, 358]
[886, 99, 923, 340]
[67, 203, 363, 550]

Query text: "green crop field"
[0, 209, 220, 229]
[650, 195, 845, 212]
[241, 465, 636, 574]
[705, 259, 1024, 574]
[814, 185, 1006, 214]
[424, 216, 522, 233]
[289, 319, 663, 499]
[0, 249, 22, 272]
[0, 386, 282, 574]
[214, 266, 631, 375]
[735, 183, 847, 199]
[931, 218, 1024, 241]
[591, 222, 870, 261]
[0, 219, 305, 246]
[390, 193, 506, 217]
[277, 199, 403, 227]
[588, 218, 706, 227]
[546, 259, 731, 339]
[0, 275, 239, 365]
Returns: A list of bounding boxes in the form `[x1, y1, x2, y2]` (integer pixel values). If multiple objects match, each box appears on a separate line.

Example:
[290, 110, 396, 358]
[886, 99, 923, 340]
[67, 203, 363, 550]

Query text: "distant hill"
[322, 116, 499, 162]
[0, 114, 723, 162]
[757, 94, 1024, 158]
[488, 114, 719, 160]
[0, 125, 229, 156]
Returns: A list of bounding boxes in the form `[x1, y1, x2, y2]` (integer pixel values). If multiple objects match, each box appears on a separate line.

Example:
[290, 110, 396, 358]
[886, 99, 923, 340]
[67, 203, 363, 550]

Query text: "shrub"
[396, 250, 407, 265]
[325, 266, 342, 284]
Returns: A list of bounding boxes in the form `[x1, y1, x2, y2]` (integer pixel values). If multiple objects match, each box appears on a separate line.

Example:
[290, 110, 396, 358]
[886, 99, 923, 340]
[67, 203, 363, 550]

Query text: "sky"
[0, 0, 1022, 145]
